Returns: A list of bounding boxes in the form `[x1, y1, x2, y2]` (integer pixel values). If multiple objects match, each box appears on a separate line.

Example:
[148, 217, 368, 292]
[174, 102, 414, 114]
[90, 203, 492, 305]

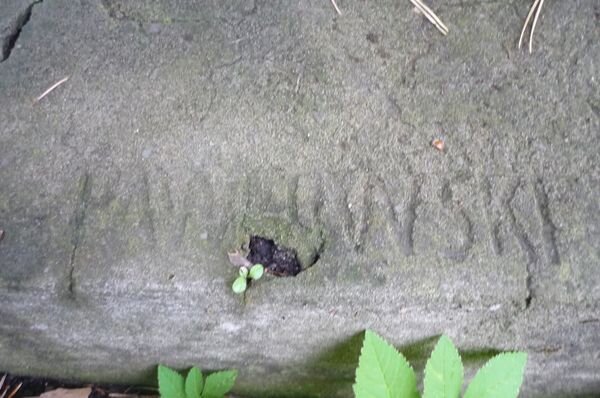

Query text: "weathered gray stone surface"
[0, 0, 598, 396]
[0, 0, 38, 62]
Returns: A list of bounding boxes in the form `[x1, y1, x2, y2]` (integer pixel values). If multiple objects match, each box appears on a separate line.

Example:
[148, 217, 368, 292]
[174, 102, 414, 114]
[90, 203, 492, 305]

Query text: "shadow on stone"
[239, 332, 365, 398]
[461, 347, 503, 366]
[400, 336, 503, 371]
[262, 333, 453, 397]
[313, 331, 365, 371]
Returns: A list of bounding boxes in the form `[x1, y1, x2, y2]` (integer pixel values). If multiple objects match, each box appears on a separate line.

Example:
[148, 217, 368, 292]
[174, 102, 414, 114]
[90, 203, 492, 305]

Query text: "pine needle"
[330, 0, 341, 15]
[410, 0, 448, 35]
[518, 0, 546, 53]
[35, 76, 70, 103]
[6, 383, 22, 398]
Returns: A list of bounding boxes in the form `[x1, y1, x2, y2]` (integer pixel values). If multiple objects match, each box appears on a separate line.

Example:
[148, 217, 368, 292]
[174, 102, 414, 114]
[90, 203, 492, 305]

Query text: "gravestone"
[1, 0, 598, 396]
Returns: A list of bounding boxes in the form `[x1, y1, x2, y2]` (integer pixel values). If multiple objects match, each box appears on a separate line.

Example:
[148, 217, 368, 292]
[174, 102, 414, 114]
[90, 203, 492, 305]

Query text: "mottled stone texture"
[0, 0, 598, 397]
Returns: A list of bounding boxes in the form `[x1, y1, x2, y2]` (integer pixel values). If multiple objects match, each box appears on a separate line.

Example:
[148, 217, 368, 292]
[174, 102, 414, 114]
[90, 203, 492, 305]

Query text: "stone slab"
[1, 0, 599, 397]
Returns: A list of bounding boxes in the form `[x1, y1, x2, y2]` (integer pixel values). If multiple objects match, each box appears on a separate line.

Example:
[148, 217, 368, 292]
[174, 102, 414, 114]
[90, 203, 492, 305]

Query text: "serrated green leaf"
[353, 330, 419, 398]
[464, 352, 527, 398]
[185, 367, 204, 398]
[202, 370, 237, 398]
[423, 335, 463, 398]
[158, 365, 186, 398]
[232, 277, 247, 294]
[249, 264, 264, 280]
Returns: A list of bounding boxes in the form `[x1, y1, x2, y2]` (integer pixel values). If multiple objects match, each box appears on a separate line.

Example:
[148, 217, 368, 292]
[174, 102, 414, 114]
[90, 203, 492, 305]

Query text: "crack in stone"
[1, 0, 42, 62]
[67, 173, 92, 297]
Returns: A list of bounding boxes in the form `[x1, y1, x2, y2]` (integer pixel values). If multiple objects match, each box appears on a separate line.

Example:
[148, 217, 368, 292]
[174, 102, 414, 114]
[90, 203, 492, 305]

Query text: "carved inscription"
[481, 176, 560, 266]
[533, 179, 560, 265]
[74, 167, 563, 266]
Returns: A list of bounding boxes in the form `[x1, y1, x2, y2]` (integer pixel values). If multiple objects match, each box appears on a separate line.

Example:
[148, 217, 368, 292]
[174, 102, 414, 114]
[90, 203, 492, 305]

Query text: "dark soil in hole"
[247, 236, 301, 276]
[0, 373, 155, 398]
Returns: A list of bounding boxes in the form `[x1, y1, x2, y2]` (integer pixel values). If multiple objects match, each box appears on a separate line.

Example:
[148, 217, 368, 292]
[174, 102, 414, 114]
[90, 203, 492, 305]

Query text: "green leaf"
[158, 365, 186, 398]
[464, 352, 527, 398]
[185, 367, 204, 398]
[249, 264, 264, 280]
[232, 277, 247, 294]
[353, 330, 419, 398]
[202, 370, 237, 398]
[423, 335, 463, 398]
[239, 266, 249, 278]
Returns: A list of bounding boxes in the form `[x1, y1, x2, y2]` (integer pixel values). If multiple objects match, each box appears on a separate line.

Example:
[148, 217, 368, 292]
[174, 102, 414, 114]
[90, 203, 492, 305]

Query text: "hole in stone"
[247, 236, 302, 277]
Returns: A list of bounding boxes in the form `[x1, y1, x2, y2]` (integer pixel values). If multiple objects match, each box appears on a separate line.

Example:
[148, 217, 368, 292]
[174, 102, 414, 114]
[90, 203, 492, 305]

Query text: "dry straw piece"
[35, 76, 70, 103]
[410, 0, 449, 35]
[330, 0, 342, 15]
[519, 0, 546, 53]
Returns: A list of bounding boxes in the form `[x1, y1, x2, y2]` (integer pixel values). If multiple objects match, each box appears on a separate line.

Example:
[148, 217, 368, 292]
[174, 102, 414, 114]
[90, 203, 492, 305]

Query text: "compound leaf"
[202, 370, 237, 398]
[464, 352, 527, 398]
[158, 365, 186, 398]
[353, 330, 419, 398]
[185, 367, 204, 398]
[423, 335, 463, 398]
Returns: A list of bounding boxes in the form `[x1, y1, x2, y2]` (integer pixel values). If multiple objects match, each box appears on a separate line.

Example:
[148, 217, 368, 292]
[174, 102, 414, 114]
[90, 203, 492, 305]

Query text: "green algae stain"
[558, 262, 572, 282]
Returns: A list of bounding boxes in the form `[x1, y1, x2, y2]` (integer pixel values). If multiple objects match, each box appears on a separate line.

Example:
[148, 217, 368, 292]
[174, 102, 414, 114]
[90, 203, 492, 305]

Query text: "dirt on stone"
[246, 236, 301, 277]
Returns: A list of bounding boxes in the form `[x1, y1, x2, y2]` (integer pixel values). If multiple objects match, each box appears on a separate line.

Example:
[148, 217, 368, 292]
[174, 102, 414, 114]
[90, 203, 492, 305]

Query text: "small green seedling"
[354, 331, 527, 398]
[158, 365, 237, 398]
[232, 263, 264, 294]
